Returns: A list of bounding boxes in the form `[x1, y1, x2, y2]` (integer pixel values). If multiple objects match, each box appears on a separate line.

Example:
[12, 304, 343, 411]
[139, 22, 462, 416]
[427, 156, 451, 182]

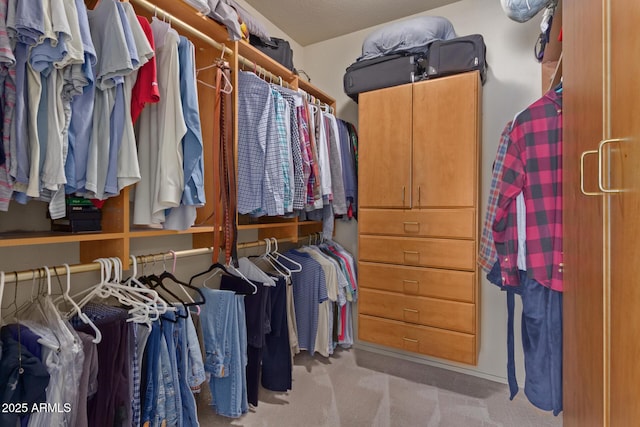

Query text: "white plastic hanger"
[270, 237, 302, 273]
[259, 238, 289, 278]
[61, 264, 102, 343]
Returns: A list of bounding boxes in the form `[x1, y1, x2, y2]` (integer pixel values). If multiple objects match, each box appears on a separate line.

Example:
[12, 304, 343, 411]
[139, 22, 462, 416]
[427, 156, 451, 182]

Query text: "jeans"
[488, 262, 562, 415]
[200, 289, 248, 418]
[141, 321, 162, 425]
[158, 316, 181, 427]
[176, 309, 204, 427]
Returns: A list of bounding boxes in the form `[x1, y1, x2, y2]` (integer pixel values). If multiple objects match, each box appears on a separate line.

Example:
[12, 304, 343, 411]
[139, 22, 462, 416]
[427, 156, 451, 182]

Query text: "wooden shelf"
[298, 79, 335, 107]
[129, 226, 217, 238]
[0, 232, 125, 247]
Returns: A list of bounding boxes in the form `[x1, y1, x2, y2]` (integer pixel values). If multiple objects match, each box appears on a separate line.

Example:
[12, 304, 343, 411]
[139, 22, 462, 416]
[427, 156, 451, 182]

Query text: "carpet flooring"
[196, 348, 563, 426]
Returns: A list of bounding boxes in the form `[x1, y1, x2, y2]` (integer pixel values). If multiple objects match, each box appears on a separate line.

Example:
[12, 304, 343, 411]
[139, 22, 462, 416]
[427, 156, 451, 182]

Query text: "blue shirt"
[177, 36, 205, 206]
[237, 71, 280, 216]
[65, 0, 96, 193]
[282, 250, 328, 355]
[338, 119, 357, 213]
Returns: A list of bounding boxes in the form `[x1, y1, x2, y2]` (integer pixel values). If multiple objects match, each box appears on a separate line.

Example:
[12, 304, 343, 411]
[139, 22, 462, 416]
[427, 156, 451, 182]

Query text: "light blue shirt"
[65, 0, 96, 193]
[177, 36, 204, 206]
[14, 0, 44, 45]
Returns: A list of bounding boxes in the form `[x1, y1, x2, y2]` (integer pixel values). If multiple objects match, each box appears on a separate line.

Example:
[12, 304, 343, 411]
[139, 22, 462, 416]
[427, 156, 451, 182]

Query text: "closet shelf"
[237, 40, 296, 83]
[238, 223, 296, 230]
[129, 226, 218, 238]
[298, 79, 335, 104]
[0, 232, 125, 247]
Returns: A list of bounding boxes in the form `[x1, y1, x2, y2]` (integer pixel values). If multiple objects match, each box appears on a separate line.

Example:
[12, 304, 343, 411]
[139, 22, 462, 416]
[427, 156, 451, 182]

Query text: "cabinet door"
[609, 0, 640, 424]
[563, 0, 606, 425]
[412, 73, 479, 208]
[358, 84, 412, 208]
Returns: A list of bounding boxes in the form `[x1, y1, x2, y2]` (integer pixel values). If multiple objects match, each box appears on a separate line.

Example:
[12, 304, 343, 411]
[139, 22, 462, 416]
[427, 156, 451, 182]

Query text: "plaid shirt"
[478, 121, 512, 273]
[493, 89, 563, 292]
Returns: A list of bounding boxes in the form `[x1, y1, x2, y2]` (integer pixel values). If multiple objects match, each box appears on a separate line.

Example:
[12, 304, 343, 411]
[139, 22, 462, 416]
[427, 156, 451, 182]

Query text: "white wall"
[303, 0, 543, 383]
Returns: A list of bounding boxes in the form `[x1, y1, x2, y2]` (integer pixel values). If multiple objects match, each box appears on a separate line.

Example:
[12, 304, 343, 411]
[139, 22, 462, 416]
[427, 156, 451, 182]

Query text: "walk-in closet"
[0, 0, 637, 426]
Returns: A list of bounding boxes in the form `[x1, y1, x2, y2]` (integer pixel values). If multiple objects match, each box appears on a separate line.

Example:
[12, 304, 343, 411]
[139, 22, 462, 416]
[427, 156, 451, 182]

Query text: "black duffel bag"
[249, 34, 294, 71]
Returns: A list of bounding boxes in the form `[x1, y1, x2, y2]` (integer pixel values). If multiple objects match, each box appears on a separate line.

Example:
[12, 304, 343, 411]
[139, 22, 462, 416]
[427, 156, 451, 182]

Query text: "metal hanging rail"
[131, 0, 288, 87]
[5, 236, 302, 283]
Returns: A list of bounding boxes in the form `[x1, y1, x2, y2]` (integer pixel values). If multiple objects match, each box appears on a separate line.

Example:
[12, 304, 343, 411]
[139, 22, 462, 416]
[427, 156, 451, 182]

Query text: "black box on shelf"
[51, 218, 102, 233]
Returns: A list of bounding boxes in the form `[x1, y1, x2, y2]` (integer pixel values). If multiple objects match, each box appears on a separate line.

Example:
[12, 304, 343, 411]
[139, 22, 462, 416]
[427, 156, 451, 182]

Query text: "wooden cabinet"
[358, 73, 479, 210]
[564, 0, 640, 425]
[357, 72, 481, 365]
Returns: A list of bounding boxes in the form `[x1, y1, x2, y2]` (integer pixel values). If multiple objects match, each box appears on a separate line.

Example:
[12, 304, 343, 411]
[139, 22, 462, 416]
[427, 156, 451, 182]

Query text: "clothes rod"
[4, 236, 302, 283]
[130, 0, 288, 89]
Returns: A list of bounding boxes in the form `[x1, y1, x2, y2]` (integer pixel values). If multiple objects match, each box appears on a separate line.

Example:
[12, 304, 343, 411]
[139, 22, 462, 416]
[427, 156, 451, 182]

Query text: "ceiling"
[243, 0, 461, 46]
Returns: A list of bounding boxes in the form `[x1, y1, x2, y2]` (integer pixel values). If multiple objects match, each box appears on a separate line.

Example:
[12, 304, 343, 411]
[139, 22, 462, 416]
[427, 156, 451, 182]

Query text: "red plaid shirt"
[493, 89, 563, 291]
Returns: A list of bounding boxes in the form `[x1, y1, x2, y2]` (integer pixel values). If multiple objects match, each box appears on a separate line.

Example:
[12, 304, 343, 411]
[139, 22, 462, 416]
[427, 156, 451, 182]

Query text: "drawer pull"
[403, 279, 420, 294]
[403, 308, 419, 313]
[403, 221, 420, 233]
[403, 251, 420, 263]
[403, 337, 419, 343]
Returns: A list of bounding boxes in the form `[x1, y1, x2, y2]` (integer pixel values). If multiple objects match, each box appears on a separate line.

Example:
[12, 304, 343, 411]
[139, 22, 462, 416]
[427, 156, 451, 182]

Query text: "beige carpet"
[196, 348, 563, 427]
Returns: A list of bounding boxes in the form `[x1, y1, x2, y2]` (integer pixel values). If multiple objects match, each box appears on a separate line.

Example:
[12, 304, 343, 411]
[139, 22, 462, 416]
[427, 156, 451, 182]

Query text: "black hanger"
[188, 263, 231, 286]
[137, 274, 182, 323]
[156, 270, 206, 307]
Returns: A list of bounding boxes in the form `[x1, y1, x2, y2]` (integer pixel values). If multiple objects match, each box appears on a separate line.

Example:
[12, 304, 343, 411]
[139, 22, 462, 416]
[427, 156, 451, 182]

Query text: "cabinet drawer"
[359, 208, 475, 239]
[358, 314, 476, 365]
[359, 235, 475, 270]
[359, 261, 475, 302]
[359, 288, 475, 333]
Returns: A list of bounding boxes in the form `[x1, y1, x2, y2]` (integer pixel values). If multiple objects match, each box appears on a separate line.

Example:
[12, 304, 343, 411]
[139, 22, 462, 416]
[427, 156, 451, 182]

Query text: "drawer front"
[359, 288, 475, 333]
[359, 235, 475, 270]
[359, 208, 475, 239]
[358, 314, 476, 365]
[358, 261, 475, 302]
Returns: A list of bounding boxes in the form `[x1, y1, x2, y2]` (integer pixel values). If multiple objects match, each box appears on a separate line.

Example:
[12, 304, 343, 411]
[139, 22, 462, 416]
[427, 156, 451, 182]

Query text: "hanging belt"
[212, 67, 223, 264]
[218, 65, 237, 265]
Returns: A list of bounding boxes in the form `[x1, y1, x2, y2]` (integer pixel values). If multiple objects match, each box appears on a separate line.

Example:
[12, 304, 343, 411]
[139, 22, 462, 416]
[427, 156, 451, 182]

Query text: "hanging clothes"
[65, 0, 96, 196]
[487, 87, 563, 416]
[199, 288, 248, 418]
[165, 36, 206, 231]
[134, 16, 186, 225]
